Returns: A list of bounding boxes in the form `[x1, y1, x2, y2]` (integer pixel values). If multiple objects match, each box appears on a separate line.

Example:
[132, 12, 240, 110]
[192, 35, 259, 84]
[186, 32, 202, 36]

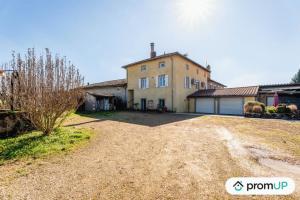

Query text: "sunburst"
[175, 0, 216, 28]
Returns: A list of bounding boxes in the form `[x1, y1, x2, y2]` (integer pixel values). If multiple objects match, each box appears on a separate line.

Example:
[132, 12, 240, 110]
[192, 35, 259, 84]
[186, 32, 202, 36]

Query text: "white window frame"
[139, 77, 149, 89]
[157, 74, 168, 88]
[184, 76, 191, 88]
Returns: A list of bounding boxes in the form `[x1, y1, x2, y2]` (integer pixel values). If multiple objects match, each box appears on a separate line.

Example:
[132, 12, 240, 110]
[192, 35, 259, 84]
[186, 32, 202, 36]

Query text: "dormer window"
[159, 62, 165, 68]
[141, 65, 147, 72]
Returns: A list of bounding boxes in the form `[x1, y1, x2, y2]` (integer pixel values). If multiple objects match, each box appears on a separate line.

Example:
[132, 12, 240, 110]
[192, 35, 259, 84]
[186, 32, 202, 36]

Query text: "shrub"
[287, 104, 298, 114]
[276, 104, 291, 113]
[266, 106, 276, 113]
[244, 101, 265, 113]
[252, 105, 263, 113]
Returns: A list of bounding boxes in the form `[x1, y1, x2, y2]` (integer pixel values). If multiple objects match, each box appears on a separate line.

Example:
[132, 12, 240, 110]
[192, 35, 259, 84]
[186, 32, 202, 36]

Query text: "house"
[82, 43, 299, 115]
[81, 79, 127, 111]
[122, 43, 224, 112]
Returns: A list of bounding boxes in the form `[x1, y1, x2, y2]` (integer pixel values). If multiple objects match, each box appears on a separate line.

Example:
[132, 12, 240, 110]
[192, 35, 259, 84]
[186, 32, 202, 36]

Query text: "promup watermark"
[226, 177, 295, 195]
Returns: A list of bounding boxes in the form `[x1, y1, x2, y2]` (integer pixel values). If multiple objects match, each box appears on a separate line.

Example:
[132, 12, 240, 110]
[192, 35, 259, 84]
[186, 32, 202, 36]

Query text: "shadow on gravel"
[73, 111, 202, 127]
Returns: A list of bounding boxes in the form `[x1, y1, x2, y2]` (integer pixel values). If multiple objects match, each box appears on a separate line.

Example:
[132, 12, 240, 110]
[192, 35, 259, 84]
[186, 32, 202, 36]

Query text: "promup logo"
[226, 177, 295, 195]
[233, 181, 244, 192]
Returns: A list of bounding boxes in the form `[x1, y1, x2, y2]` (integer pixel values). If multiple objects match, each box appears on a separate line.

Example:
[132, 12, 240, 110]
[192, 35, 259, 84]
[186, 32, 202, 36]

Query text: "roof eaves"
[122, 52, 210, 72]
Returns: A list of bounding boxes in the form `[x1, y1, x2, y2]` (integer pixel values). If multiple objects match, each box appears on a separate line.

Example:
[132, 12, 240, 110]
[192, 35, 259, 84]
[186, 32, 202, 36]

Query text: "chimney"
[150, 42, 156, 58]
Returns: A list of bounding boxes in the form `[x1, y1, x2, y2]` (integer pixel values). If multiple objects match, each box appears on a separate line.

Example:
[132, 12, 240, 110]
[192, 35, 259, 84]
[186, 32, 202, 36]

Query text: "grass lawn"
[0, 127, 92, 165]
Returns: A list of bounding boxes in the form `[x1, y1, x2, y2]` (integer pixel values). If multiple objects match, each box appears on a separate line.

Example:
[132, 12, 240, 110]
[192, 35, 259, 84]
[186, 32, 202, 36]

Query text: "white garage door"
[219, 98, 244, 115]
[196, 98, 215, 114]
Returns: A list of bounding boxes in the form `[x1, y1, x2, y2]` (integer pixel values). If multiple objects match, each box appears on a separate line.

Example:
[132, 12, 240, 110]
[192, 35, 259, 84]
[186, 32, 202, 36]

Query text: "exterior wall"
[188, 98, 196, 112]
[84, 86, 127, 111]
[126, 55, 209, 112]
[173, 55, 209, 112]
[85, 93, 97, 111]
[244, 97, 256, 103]
[126, 57, 173, 110]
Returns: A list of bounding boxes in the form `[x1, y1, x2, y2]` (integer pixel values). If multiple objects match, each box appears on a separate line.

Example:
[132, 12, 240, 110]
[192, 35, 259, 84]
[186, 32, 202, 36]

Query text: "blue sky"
[0, 0, 299, 87]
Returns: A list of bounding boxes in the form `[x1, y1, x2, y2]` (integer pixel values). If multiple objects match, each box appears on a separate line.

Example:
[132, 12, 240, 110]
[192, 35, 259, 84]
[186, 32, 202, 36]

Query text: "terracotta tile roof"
[188, 86, 259, 98]
[122, 52, 210, 72]
[84, 79, 127, 89]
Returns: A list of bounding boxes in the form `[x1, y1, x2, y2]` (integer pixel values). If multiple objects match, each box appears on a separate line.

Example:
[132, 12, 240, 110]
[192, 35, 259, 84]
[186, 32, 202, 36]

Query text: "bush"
[252, 105, 263, 113]
[276, 104, 291, 113]
[287, 104, 298, 114]
[244, 101, 265, 113]
[266, 106, 276, 113]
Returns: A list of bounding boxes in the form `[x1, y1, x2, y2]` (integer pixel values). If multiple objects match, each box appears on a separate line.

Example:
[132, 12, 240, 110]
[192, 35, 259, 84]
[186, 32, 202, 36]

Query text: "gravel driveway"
[0, 112, 299, 200]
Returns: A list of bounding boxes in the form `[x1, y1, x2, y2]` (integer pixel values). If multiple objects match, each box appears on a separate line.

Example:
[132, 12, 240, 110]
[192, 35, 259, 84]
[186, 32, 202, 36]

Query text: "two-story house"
[123, 43, 224, 112]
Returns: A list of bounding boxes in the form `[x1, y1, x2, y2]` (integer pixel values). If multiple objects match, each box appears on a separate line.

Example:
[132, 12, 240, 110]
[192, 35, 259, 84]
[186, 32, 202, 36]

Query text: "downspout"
[171, 56, 174, 112]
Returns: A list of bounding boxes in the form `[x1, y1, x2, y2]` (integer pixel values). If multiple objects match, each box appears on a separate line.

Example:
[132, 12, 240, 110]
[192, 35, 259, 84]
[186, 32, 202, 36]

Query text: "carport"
[188, 86, 259, 115]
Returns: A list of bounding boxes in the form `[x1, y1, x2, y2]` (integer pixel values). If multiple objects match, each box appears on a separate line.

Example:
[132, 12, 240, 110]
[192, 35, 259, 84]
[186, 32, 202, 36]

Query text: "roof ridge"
[122, 52, 210, 72]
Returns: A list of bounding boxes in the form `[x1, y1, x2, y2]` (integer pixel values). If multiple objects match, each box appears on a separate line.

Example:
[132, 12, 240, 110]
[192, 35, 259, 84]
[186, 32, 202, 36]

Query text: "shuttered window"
[157, 75, 168, 87]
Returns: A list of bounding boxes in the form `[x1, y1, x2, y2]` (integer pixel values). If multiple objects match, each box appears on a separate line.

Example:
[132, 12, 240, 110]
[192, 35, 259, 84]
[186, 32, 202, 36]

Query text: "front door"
[141, 98, 147, 111]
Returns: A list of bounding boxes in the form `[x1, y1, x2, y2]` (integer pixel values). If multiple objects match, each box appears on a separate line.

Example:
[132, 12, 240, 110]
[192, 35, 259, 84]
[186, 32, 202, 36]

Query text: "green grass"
[0, 127, 92, 164]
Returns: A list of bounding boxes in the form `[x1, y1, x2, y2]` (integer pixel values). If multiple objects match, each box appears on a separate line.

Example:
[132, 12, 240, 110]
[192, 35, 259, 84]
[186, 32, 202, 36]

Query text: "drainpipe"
[170, 56, 174, 112]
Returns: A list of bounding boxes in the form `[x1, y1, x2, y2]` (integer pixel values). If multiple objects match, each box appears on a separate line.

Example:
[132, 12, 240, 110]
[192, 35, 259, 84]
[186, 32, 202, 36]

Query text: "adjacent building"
[82, 79, 127, 111]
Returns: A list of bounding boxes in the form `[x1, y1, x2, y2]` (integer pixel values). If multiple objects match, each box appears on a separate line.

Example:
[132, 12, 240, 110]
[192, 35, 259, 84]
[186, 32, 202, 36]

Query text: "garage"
[196, 98, 215, 113]
[219, 97, 244, 115]
[188, 86, 259, 116]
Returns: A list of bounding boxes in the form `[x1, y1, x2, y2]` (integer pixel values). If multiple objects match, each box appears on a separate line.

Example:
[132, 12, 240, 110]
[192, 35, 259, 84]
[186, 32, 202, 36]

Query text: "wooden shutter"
[138, 78, 141, 89]
[165, 75, 169, 87]
[146, 78, 149, 88]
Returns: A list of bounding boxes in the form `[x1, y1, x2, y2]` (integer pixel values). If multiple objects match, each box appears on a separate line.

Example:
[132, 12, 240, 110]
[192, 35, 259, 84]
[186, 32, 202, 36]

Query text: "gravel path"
[0, 112, 298, 199]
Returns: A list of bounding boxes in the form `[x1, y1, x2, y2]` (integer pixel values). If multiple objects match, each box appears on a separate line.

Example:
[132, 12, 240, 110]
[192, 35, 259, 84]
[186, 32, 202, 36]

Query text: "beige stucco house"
[123, 43, 224, 112]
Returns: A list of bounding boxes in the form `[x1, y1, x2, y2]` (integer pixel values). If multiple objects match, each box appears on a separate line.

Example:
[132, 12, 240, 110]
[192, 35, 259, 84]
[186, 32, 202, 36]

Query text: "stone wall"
[0, 111, 33, 138]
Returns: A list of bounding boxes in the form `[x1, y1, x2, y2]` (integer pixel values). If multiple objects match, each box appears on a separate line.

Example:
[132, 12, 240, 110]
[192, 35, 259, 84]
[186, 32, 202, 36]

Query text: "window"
[184, 76, 191, 88]
[141, 65, 147, 72]
[139, 77, 148, 89]
[267, 97, 274, 106]
[186, 64, 189, 70]
[158, 99, 165, 108]
[197, 69, 199, 74]
[158, 75, 166, 87]
[159, 62, 165, 68]
[195, 81, 200, 89]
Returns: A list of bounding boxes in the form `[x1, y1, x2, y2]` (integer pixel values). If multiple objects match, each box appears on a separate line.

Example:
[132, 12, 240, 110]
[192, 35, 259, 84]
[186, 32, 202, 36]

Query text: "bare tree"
[0, 48, 84, 135]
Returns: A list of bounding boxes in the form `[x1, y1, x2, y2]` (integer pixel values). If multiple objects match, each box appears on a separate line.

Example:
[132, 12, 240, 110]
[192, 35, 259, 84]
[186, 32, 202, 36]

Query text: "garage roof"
[188, 86, 259, 98]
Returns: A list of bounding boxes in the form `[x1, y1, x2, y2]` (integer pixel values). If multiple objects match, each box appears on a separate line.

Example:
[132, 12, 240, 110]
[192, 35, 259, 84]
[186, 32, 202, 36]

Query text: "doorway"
[141, 98, 147, 111]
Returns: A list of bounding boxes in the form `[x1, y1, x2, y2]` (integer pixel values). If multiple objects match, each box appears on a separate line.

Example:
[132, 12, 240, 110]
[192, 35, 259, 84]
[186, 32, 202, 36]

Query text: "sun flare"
[175, 0, 216, 28]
